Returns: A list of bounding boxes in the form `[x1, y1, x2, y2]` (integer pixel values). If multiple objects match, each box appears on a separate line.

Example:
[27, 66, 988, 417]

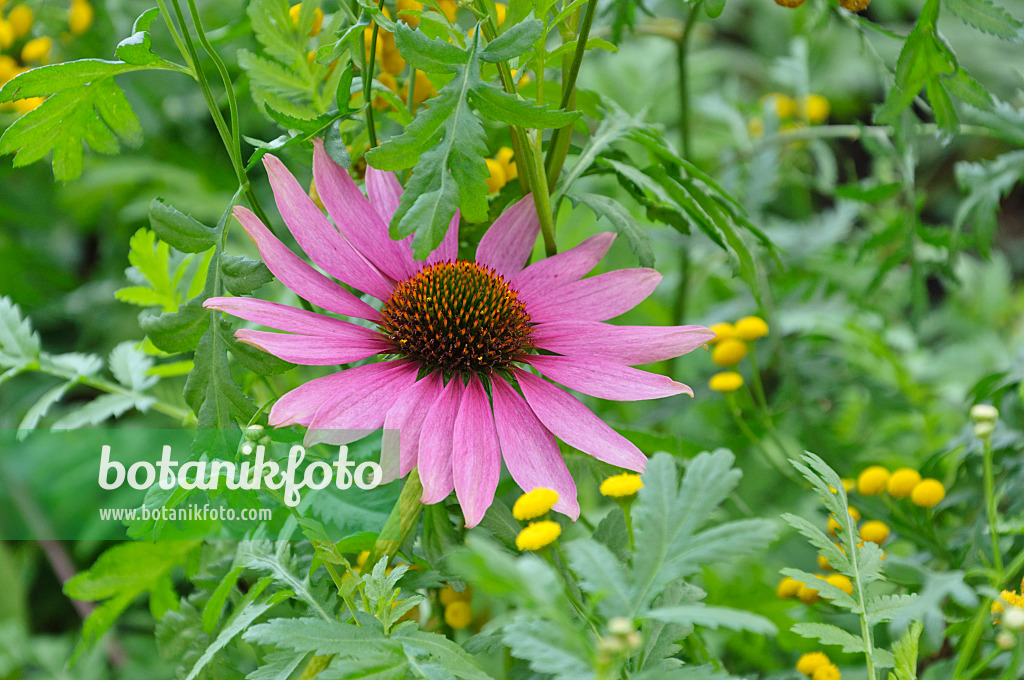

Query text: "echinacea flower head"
[600, 472, 644, 498]
[796, 651, 830, 676]
[204, 144, 713, 528]
[516, 520, 561, 551]
[513, 487, 559, 520]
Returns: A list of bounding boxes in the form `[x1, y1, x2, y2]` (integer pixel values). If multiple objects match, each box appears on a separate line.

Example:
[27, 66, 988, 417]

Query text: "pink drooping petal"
[533, 321, 715, 365]
[234, 329, 389, 365]
[312, 140, 416, 281]
[365, 166, 403, 225]
[264, 154, 394, 300]
[491, 376, 579, 520]
[426, 210, 460, 265]
[232, 206, 380, 321]
[514, 368, 647, 472]
[204, 297, 365, 335]
[474, 195, 539, 280]
[511, 233, 616, 300]
[305, 361, 418, 445]
[524, 354, 693, 400]
[525, 269, 662, 323]
[269, 361, 405, 427]
[418, 377, 463, 505]
[452, 375, 501, 528]
[380, 371, 444, 483]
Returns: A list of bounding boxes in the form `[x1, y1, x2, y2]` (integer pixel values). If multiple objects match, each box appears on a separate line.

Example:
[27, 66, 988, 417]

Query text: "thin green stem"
[544, 0, 597, 188]
[725, 392, 798, 483]
[983, 435, 1004, 578]
[953, 599, 996, 679]
[365, 0, 387, 148]
[676, 0, 702, 160]
[747, 348, 770, 414]
[964, 647, 1003, 680]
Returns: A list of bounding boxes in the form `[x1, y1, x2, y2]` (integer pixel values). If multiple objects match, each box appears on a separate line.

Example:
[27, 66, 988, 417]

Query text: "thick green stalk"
[365, 0, 388, 148]
[364, 468, 424, 568]
[983, 435, 1004, 577]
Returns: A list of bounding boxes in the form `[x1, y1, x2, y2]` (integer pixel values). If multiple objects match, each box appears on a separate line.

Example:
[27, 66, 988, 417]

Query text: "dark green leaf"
[478, 19, 543, 63]
[149, 199, 217, 253]
[220, 255, 274, 295]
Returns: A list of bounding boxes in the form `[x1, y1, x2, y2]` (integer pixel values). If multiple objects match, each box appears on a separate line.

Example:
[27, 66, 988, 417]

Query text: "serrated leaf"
[478, 19, 543, 63]
[865, 593, 919, 624]
[220, 255, 275, 295]
[0, 296, 41, 364]
[149, 199, 217, 253]
[945, 0, 1024, 41]
[183, 321, 257, 429]
[244, 617, 386, 653]
[18, 382, 74, 432]
[109, 341, 158, 391]
[890, 620, 922, 680]
[646, 604, 776, 635]
[791, 622, 867, 653]
[141, 296, 211, 353]
[572, 192, 654, 266]
[565, 539, 631, 617]
[116, 8, 183, 68]
[247, 651, 309, 680]
[498, 618, 591, 680]
[51, 393, 151, 428]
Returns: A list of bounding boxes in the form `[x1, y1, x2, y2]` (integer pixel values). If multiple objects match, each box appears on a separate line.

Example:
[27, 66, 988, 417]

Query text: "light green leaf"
[116, 8, 184, 68]
[572, 192, 654, 266]
[645, 604, 777, 635]
[944, 0, 1024, 41]
[0, 296, 41, 365]
[791, 622, 867, 653]
[109, 341, 158, 391]
[149, 199, 217, 254]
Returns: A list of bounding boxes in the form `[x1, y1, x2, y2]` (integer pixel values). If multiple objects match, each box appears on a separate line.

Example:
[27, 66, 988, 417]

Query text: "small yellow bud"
[859, 520, 890, 544]
[7, 5, 32, 38]
[817, 553, 832, 571]
[379, 32, 406, 75]
[21, 36, 51, 63]
[69, 0, 94, 35]
[707, 322, 735, 344]
[812, 663, 841, 680]
[396, 0, 423, 25]
[439, 584, 472, 606]
[356, 550, 369, 569]
[0, 20, 13, 50]
[886, 468, 921, 498]
[848, 506, 861, 522]
[437, 0, 457, 22]
[825, 573, 853, 596]
[856, 466, 889, 495]
[494, 2, 507, 25]
[841, 478, 854, 492]
[910, 479, 945, 508]
[796, 651, 830, 676]
[512, 487, 559, 520]
[803, 95, 830, 124]
[372, 73, 397, 110]
[797, 583, 820, 604]
[763, 93, 797, 119]
[600, 472, 643, 498]
[709, 371, 743, 393]
[0, 54, 17, 83]
[734, 315, 769, 340]
[443, 601, 473, 629]
[515, 520, 561, 551]
[495, 146, 517, 181]
[290, 4, 324, 37]
[12, 96, 43, 114]
[712, 338, 748, 366]
[485, 158, 506, 194]
[777, 576, 802, 599]
[401, 69, 436, 108]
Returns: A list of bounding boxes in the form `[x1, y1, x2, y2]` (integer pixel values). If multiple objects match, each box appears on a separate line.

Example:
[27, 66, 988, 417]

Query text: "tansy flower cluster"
[748, 92, 830, 138]
[854, 465, 946, 508]
[1, 1, 93, 114]
[796, 652, 841, 680]
[992, 578, 1024, 619]
[485, 146, 517, 194]
[707, 315, 768, 393]
[777, 572, 853, 605]
[513, 488, 562, 551]
[438, 583, 474, 630]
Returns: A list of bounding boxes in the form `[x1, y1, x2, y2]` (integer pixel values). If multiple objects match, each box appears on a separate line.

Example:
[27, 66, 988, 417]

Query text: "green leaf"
[149, 199, 217, 254]
[890, 621, 922, 680]
[498, 618, 591, 680]
[478, 19, 543, 63]
[704, 0, 726, 18]
[944, 0, 1024, 41]
[109, 341, 158, 391]
[247, 652, 310, 680]
[394, 628, 494, 680]
[116, 8, 184, 68]
[866, 594, 919, 624]
[141, 296, 211, 353]
[791, 622, 867, 653]
[953, 150, 1024, 254]
[645, 604, 777, 635]
[18, 383, 74, 432]
[51, 393, 151, 429]
[183, 320, 258, 429]
[0, 296, 41, 365]
[220, 255, 274, 296]
[565, 539, 631, 617]
[236, 540, 335, 620]
[243, 617, 385, 654]
[572, 192, 654, 267]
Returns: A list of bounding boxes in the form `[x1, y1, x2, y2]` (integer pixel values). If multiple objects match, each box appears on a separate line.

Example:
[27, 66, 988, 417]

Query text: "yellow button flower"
[813, 664, 841, 680]
[20, 36, 51, 63]
[402, 69, 436, 108]
[396, 0, 422, 25]
[803, 94, 830, 124]
[817, 553, 832, 571]
[378, 32, 406, 75]
[289, 3, 323, 37]
[69, 0, 94, 35]
[7, 4, 32, 38]
[708, 322, 735, 344]
[0, 54, 16, 83]
[494, 2, 507, 25]
[709, 371, 743, 393]
[443, 600, 472, 629]
[763, 93, 797, 119]
[841, 478, 855, 492]
[859, 520, 890, 544]
[796, 651, 830, 676]
[734, 315, 769, 340]
[856, 466, 889, 495]
[512, 487, 559, 520]
[797, 583, 820, 604]
[437, 0, 457, 22]
[825, 573, 854, 596]
[0, 18, 14, 49]
[515, 520, 561, 551]
[495, 146, 516, 181]
[600, 472, 643, 498]
[712, 338, 747, 366]
[910, 479, 945, 508]
[847, 506, 861, 522]
[12, 96, 43, 113]
[777, 576, 802, 599]
[886, 468, 921, 498]
[439, 584, 471, 606]
[372, 72, 397, 110]
[485, 158, 506, 194]
[992, 587, 1024, 615]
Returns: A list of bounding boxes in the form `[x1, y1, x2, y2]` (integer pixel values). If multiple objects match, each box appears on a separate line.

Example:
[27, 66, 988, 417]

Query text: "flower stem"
[365, 0, 387, 148]
[983, 434, 1004, 578]
[365, 467, 423, 568]
[676, 0, 702, 160]
[746, 347, 770, 414]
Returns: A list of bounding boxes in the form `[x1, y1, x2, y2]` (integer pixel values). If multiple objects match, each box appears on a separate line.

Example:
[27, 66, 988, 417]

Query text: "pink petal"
[270, 362, 403, 427]
[312, 140, 416, 281]
[234, 329, 389, 365]
[514, 368, 647, 471]
[264, 154, 394, 300]
[365, 166, 403, 224]
[306, 361, 418, 443]
[525, 269, 662, 323]
[524, 354, 693, 400]
[491, 376, 579, 520]
[380, 371, 444, 483]
[426, 210, 460, 265]
[452, 375, 501, 528]
[204, 297, 369, 335]
[418, 377, 463, 505]
[533, 321, 715, 365]
[511, 233, 616, 300]
[232, 206, 380, 321]
[474, 195, 540, 280]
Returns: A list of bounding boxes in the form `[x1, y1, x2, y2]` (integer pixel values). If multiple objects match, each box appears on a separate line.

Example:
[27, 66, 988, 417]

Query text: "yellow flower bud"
[69, 0, 94, 35]
[707, 322, 735, 344]
[763, 93, 797, 119]
[12, 96, 43, 114]
[856, 466, 889, 495]
[379, 32, 406, 75]
[443, 600, 472, 629]
[825, 573, 853, 596]
[7, 5, 32, 38]
[709, 371, 743, 393]
[803, 94, 830, 124]
[515, 520, 561, 551]
[599, 472, 643, 498]
[495, 146, 516, 181]
[372, 72, 397, 110]
[910, 479, 945, 508]
[396, 0, 423, 25]
[494, 2, 506, 25]
[886, 468, 921, 498]
[0, 20, 13, 49]
[797, 583, 820, 604]
[512, 487, 559, 520]
[437, 0, 457, 22]
[20, 36, 51, 63]
[401, 69, 436, 108]
[485, 158, 506, 194]
[439, 584, 472, 606]
[712, 338, 748, 366]
[841, 478, 855, 492]
[859, 520, 890, 544]
[848, 506, 861, 522]
[290, 4, 324, 37]
[812, 664, 841, 680]
[0, 54, 17, 83]
[777, 576, 802, 599]
[734, 315, 769, 340]
[796, 651, 830, 676]
[817, 553, 832, 571]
